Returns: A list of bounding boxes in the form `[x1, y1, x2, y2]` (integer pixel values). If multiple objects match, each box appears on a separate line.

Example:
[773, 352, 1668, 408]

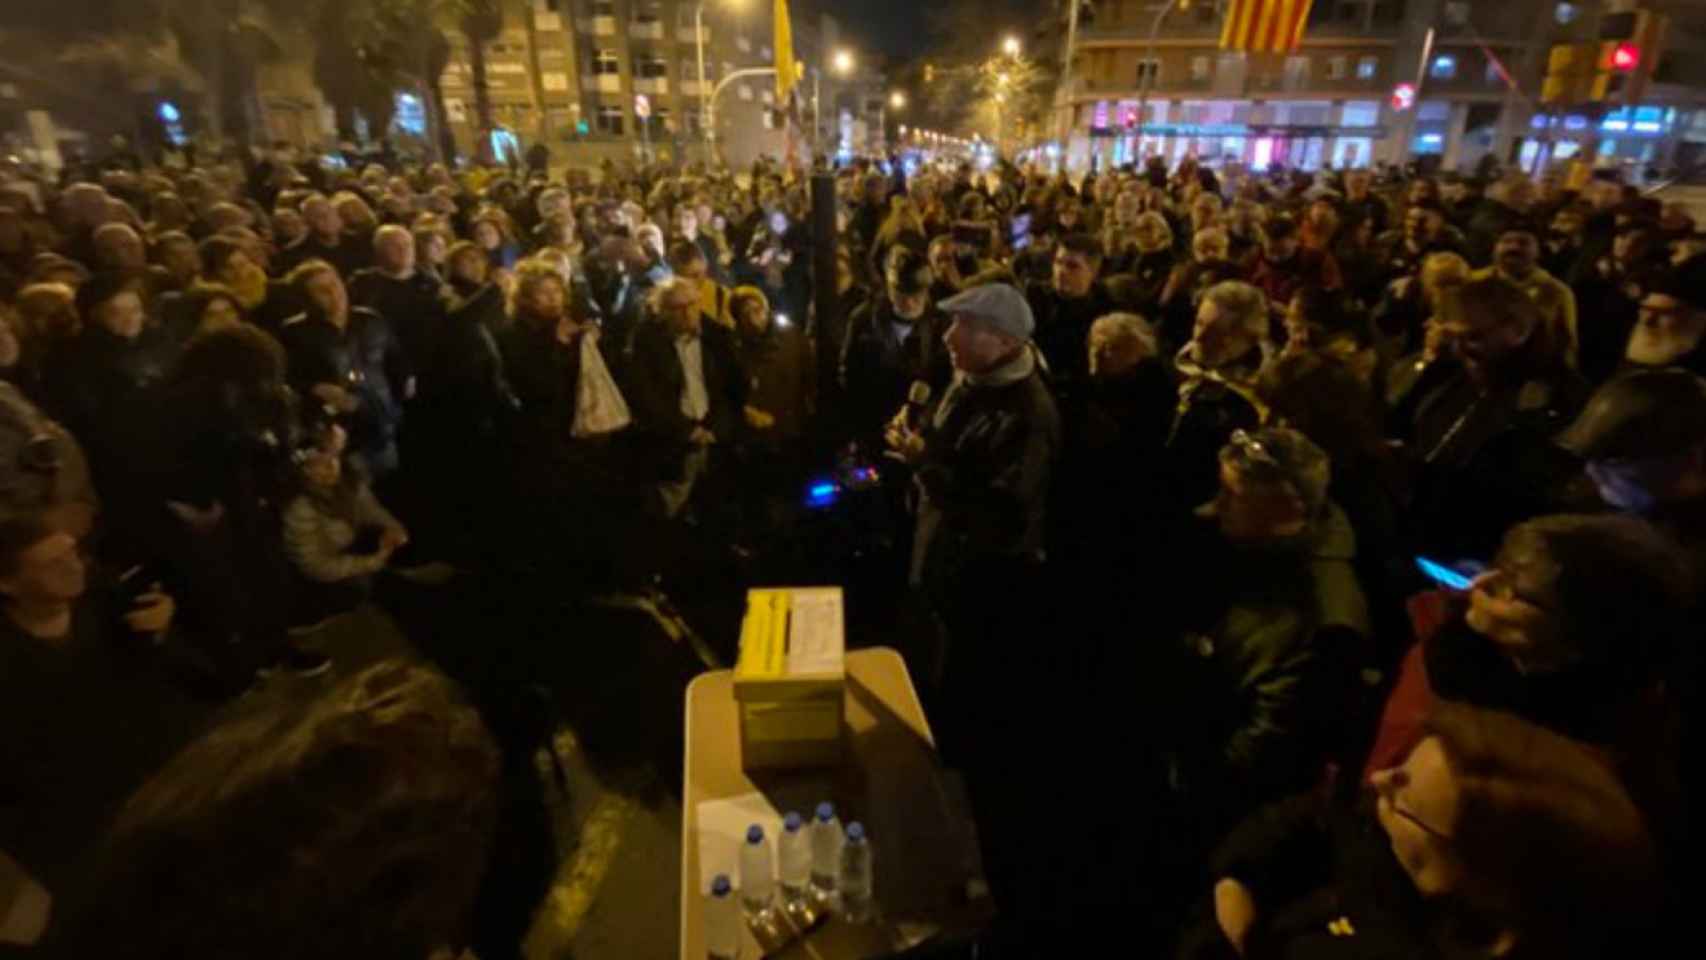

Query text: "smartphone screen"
[1414, 556, 1475, 591]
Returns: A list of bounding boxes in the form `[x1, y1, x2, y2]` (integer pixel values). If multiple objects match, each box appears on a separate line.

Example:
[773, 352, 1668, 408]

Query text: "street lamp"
[815, 50, 855, 156]
[889, 91, 907, 110]
[1003, 35, 1021, 57]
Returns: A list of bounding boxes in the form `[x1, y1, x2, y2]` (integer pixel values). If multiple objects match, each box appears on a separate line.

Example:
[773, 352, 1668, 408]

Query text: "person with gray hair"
[348, 223, 444, 372]
[1167, 279, 1273, 504]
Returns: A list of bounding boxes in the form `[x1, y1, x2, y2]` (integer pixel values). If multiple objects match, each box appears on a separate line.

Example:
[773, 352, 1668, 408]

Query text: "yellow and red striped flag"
[1220, 0, 1316, 54]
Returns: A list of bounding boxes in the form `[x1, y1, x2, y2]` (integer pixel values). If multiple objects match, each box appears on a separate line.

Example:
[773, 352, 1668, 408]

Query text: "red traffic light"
[1611, 43, 1641, 72]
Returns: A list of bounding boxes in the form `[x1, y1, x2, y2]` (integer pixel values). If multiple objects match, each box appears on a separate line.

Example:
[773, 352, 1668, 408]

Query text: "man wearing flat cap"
[885, 281, 1060, 937]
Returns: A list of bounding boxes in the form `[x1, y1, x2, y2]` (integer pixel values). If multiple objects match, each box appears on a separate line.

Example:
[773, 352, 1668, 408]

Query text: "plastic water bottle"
[809, 802, 843, 896]
[739, 824, 775, 922]
[839, 821, 873, 923]
[706, 873, 739, 960]
[778, 812, 812, 905]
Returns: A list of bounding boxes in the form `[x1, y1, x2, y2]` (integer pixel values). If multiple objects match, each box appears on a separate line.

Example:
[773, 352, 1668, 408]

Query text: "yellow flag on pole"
[775, 0, 802, 103]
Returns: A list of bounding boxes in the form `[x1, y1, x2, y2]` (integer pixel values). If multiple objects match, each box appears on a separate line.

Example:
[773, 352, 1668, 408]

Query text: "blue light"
[805, 481, 840, 509]
[157, 101, 181, 124]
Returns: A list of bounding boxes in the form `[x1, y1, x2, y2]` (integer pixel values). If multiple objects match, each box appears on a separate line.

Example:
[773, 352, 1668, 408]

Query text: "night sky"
[822, 0, 1034, 61]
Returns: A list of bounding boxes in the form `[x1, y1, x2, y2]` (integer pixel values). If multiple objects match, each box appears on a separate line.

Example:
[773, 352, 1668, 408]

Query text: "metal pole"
[1134, 1, 1174, 166]
[1398, 27, 1437, 168]
[1058, 0, 1081, 173]
[696, 2, 711, 157]
[813, 69, 821, 154]
[707, 66, 780, 162]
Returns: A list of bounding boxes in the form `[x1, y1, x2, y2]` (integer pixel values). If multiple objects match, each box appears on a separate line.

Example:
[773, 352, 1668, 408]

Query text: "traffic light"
[1590, 9, 1667, 103]
[1609, 42, 1640, 73]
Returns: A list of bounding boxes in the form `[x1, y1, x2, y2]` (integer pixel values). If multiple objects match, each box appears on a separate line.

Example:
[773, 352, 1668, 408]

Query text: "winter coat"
[1162, 506, 1371, 814]
[911, 347, 1061, 592]
[279, 306, 408, 475]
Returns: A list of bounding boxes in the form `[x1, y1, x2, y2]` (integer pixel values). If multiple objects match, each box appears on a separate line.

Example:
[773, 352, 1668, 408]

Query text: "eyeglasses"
[1380, 769, 1454, 841]
[1224, 429, 1282, 473]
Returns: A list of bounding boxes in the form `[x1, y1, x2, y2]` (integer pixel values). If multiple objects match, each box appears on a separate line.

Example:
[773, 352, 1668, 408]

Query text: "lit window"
[594, 50, 620, 75]
[1327, 56, 1348, 80]
[1357, 56, 1378, 79]
[1284, 55, 1310, 88]
[1191, 56, 1210, 82]
[591, 1, 615, 16]
[1430, 55, 1457, 79]
[737, 36, 751, 53]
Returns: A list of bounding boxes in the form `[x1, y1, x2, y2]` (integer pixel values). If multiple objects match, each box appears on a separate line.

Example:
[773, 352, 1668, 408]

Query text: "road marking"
[524, 790, 638, 957]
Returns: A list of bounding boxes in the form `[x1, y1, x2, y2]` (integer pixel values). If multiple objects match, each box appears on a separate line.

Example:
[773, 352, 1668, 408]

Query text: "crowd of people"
[0, 139, 1699, 957]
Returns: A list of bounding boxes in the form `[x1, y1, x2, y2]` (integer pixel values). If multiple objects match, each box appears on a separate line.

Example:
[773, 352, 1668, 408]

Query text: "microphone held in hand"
[904, 380, 933, 432]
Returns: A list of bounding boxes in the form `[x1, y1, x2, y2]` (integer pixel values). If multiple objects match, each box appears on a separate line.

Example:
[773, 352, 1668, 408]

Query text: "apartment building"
[435, 0, 872, 169]
[1056, 0, 1706, 173]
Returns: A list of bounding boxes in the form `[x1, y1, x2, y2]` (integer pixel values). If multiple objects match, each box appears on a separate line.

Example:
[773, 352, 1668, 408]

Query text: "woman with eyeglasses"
[1362, 513, 1689, 784]
[1181, 701, 1663, 960]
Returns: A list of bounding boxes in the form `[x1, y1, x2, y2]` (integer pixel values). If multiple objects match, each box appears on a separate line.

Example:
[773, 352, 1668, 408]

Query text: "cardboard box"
[733, 587, 846, 771]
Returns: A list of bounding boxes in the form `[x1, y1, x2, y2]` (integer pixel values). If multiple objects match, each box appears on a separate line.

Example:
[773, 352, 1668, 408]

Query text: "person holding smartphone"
[0, 515, 205, 948]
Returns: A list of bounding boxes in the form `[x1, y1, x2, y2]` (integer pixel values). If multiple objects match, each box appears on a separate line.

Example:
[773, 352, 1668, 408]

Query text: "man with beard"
[347, 225, 446, 372]
[1541, 204, 1588, 280]
[1028, 233, 1116, 399]
[1618, 262, 1706, 377]
[840, 248, 951, 451]
[1472, 223, 1578, 369]
[1404, 276, 1585, 558]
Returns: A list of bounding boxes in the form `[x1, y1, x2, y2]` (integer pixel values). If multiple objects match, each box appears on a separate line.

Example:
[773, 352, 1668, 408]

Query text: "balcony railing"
[630, 20, 665, 41]
[634, 76, 670, 95]
[1078, 72, 1389, 100]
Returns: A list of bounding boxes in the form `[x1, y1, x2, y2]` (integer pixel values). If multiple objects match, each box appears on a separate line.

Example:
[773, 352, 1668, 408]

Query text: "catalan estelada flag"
[1220, 0, 1315, 53]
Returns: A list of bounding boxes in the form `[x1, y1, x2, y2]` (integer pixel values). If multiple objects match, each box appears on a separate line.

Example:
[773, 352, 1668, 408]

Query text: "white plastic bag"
[572, 330, 632, 438]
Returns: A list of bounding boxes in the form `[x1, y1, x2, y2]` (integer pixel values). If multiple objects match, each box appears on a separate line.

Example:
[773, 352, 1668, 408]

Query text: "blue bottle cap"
[783, 812, 803, 831]
[815, 802, 836, 822]
[846, 822, 866, 842]
[711, 874, 732, 896]
[746, 824, 764, 844]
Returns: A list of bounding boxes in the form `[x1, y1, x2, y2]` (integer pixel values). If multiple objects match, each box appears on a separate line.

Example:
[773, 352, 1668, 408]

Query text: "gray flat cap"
[940, 283, 1035, 341]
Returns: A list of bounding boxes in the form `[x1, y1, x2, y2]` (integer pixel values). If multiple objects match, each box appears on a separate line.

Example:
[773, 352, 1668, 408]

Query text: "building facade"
[435, 0, 870, 170]
[1055, 0, 1706, 174]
